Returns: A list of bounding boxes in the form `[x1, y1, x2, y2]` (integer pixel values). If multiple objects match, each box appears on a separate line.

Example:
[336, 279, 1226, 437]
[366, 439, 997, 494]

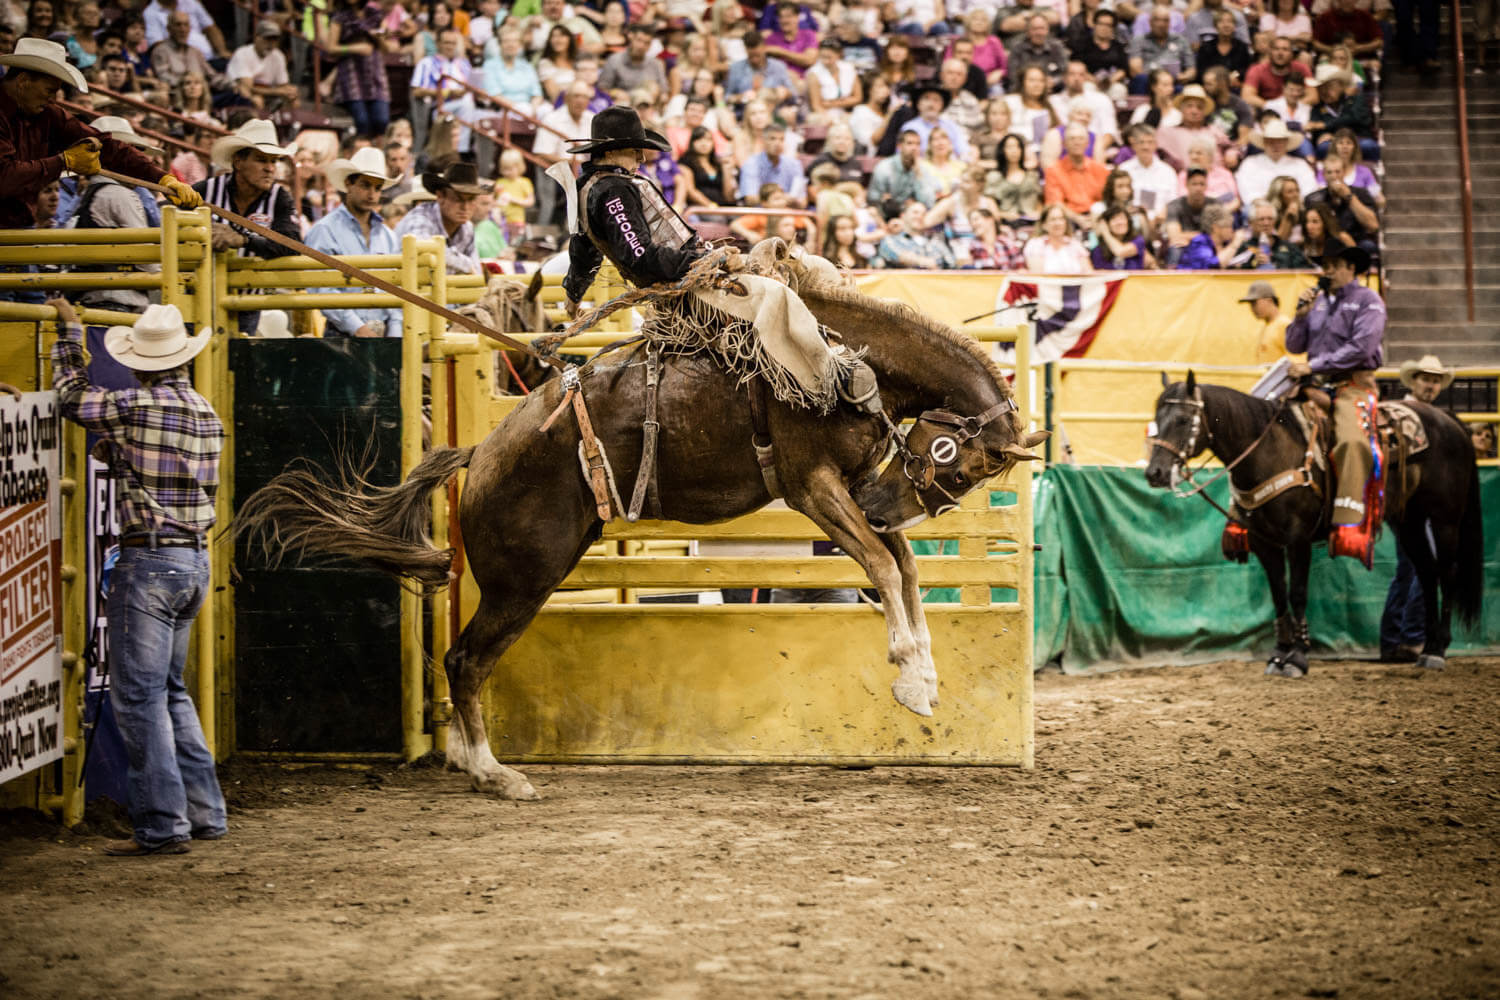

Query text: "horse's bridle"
[883, 398, 1017, 518]
[1146, 387, 1210, 465]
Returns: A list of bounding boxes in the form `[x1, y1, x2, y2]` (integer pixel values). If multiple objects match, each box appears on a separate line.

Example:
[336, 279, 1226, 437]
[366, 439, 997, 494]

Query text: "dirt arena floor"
[3, 656, 1498, 1000]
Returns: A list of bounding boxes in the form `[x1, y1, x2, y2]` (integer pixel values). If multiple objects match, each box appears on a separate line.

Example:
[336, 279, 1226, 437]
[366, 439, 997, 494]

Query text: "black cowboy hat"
[567, 105, 671, 155]
[1330, 244, 1372, 274]
[903, 80, 950, 110]
[420, 160, 486, 197]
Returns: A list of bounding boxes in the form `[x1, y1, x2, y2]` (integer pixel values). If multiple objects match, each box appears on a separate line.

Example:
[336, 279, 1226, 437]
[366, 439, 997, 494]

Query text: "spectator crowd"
[2, 0, 1402, 278]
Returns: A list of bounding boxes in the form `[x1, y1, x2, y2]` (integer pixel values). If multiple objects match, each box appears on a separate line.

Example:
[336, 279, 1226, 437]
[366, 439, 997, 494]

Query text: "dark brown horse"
[238, 275, 1046, 799]
[1145, 373, 1483, 676]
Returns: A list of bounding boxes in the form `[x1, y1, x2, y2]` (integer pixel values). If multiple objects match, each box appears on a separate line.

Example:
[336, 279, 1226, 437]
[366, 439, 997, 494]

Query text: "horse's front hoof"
[1417, 654, 1447, 671]
[473, 766, 541, 801]
[892, 678, 933, 717]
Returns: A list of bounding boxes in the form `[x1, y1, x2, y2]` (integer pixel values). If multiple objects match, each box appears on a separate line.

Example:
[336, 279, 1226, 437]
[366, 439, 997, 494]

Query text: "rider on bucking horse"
[558, 105, 882, 416]
[1285, 243, 1386, 566]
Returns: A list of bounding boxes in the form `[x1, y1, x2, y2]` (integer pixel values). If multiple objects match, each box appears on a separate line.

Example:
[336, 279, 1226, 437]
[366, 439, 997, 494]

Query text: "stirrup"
[838, 359, 882, 415]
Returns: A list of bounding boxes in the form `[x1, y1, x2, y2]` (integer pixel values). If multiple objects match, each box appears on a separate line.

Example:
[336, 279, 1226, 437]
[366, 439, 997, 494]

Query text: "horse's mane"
[800, 280, 1011, 397]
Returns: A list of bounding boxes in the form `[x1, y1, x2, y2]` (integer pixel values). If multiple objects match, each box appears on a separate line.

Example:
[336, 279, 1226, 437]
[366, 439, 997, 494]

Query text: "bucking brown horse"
[237, 271, 1046, 799]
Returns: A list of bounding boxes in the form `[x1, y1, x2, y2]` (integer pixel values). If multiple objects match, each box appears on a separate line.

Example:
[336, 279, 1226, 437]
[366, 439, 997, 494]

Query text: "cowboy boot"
[838, 357, 882, 416]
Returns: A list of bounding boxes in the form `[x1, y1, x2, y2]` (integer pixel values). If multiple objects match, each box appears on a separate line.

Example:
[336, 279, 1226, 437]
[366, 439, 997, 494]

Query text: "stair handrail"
[1453, 0, 1476, 323]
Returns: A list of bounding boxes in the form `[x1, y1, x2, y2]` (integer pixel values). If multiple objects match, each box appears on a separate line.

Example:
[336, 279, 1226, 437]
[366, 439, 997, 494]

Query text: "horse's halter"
[1146, 387, 1210, 467]
[884, 398, 1017, 518]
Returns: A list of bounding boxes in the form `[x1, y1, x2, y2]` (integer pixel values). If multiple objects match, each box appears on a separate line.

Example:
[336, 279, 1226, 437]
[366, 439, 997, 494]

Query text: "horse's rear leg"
[445, 595, 546, 800]
[1399, 514, 1454, 670]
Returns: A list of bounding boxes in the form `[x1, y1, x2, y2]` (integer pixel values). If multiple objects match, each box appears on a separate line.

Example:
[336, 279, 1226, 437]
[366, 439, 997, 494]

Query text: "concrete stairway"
[1380, 53, 1500, 365]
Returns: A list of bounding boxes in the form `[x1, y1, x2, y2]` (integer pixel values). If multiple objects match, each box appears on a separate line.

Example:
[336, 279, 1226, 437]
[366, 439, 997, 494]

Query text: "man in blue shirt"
[737, 122, 808, 206]
[725, 31, 795, 111]
[1286, 244, 1387, 564]
[305, 147, 404, 338]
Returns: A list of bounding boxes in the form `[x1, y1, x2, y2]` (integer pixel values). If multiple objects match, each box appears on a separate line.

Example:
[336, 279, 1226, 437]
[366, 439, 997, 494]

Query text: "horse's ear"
[1021, 429, 1050, 449]
[1185, 370, 1197, 393]
[1160, 371, 1170, 389]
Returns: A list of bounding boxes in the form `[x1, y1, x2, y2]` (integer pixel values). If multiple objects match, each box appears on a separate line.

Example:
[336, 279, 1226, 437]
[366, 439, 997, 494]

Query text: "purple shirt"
[1285, 282, 1386, 374]
[766, 27, 819, 77]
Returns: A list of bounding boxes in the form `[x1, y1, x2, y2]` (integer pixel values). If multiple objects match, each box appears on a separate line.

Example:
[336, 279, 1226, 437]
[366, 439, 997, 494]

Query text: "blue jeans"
[108, 545, 226, 847]
[1379, 537, 1425, 650]
[346, 98, 391, 139]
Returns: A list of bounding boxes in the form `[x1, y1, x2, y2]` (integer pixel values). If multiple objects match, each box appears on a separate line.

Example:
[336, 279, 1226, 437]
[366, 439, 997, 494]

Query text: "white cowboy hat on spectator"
[327, 146, 399, 193]
[0, 37, 87, 91]
[210, 119, 297, 170]
[1313, 63, 1352, 88]
[104, 304, 210, 371]
[90, 114, 163, 154]
[1259, 117, 1291, 141]
[1398, 354, 1454, 391]
[1174, 83, 1215, 114]
[390, 176, 436, 207]
[257, 309, 293, 338]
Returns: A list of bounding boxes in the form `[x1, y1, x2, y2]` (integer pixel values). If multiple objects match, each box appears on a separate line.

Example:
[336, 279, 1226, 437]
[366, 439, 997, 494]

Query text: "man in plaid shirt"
[49, 297, 227, 857]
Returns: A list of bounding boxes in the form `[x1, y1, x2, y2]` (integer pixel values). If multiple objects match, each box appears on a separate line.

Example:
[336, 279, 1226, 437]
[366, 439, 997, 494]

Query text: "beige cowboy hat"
[1258, 116, 1291, 141]
[209, 119, 297, 170]
[104, 304, 210, 371]
[90, 114, 163, 155]
[327, 146, 399, 193]
[1398, 354, 1453, 391]
[1174, 84, 1215, 114]
[390, 176, 435, 207]
[1313, 62, 1352, 88]
[0, 37, 87, 92]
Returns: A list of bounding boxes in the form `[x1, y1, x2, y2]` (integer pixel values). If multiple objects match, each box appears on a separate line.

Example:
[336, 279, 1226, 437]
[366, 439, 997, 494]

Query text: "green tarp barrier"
[1033, 465, 1500, 673]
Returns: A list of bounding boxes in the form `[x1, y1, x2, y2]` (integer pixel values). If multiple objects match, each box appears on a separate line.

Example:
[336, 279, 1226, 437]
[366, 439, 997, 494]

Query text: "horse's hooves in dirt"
[1418, 654, 1447, 671]
[472, 767, 541, 801]
[892, 678, 934, 717]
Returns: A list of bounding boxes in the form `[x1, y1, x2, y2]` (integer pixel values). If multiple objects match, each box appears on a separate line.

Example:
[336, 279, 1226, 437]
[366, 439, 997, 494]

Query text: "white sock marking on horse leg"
[879, 583, 931, 716]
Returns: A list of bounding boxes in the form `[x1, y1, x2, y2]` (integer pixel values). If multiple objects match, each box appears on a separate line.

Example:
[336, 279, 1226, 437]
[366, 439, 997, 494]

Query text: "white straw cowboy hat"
[1174, 83, 1215, 114]
[210, 119, 297, 170]
[91, 114, 163, 154]
[327, 146, 399, 193]
[1399, 354, 1454, 392]
[104, 304, 210, 371]
[1258, 117, 1291, 141]
[1313, 62, 1352, 88]
[0, 38, 87, 92]
[390, 176, 436, 207]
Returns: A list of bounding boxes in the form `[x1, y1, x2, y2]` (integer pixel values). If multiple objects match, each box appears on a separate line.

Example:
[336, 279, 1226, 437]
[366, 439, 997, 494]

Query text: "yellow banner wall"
[853, 271, 1318, 464]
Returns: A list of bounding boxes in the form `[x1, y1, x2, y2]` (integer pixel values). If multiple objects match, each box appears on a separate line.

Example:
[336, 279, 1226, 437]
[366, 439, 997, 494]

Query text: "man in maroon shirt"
[1241, 36, 1312, 109]
[1313, 0, 1384, 72]
[0, 38, 201, 229]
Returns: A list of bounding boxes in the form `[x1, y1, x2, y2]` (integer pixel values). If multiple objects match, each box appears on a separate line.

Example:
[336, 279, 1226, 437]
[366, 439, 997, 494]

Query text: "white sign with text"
[0, 391, 64, 784]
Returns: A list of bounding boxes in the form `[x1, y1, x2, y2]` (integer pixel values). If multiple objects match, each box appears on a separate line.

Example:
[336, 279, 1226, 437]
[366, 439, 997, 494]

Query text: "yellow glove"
[160, 174, 205, 210]
[61, 139, 101, 175]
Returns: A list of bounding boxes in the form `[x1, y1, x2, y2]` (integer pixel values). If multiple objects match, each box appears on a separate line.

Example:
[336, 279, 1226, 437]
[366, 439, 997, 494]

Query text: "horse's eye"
[952, 472, 968, 488]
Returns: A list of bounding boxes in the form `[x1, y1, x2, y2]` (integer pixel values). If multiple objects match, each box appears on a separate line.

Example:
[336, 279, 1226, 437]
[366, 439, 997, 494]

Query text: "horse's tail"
[234, 446, 475, 591]
[1453, 454, 1485, 628]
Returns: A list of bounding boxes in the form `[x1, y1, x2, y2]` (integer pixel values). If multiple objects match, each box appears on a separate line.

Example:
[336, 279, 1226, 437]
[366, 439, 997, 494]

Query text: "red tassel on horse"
[1220, 520, 1250, 563]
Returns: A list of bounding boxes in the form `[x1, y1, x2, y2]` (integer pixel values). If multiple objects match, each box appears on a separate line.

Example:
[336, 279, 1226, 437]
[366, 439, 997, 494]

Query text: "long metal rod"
[86, 82, 231, 135]
[96, 168, 564, 370]
[1453, 0, 1477, 323]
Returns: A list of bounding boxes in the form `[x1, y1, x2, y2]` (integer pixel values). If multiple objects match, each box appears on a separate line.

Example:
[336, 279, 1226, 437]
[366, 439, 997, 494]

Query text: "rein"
[1148, 387, 1300, 531]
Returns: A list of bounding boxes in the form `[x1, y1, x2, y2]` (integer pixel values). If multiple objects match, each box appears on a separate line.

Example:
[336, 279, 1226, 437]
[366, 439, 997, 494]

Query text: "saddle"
[1289, 391, 1429, 521]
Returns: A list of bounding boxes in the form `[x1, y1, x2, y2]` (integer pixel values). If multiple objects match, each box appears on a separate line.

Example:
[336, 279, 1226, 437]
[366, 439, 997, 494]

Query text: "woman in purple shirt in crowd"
[1091, 205, 1151, 270]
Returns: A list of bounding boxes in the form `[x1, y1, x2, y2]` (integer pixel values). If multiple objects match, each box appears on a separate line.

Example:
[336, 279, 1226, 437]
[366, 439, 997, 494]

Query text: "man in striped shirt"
[194, 119, 299, 334]
[49, 297, 227, 857]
